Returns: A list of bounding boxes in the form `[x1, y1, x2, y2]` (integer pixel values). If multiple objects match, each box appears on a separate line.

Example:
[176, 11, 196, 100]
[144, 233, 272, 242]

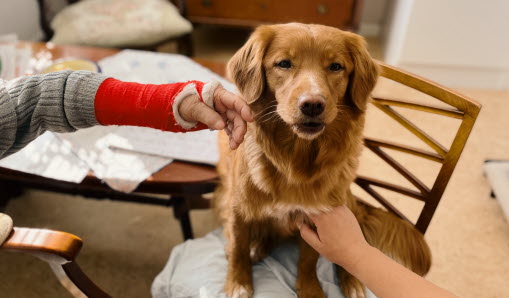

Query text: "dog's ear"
[345, 33, 380, 111]
[227, 25, 274, 104]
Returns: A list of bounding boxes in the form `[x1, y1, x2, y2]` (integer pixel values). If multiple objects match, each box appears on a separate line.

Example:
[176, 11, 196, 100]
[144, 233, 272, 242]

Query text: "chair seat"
[50, 0, 193, 48]
[0, 213, 13, 245]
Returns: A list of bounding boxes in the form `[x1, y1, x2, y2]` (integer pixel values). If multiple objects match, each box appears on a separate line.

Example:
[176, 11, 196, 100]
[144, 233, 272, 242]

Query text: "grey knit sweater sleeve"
[0, 70, 109, 158]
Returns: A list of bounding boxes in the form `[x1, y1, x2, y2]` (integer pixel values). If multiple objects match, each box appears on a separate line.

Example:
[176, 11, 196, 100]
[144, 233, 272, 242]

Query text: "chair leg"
[0, 198, 8, 212]
[172, 196, 194, 240]
[49, 261, 111, 298]
[0, 181, 24, 212]
[177, 33, 194, 57]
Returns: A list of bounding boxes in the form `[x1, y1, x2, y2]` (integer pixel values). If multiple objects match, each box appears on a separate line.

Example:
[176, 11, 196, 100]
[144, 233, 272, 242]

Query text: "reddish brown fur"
[215, 23, 431, 298]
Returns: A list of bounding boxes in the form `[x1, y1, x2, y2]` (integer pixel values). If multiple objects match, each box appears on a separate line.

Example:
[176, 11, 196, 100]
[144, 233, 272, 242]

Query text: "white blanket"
[152, 228, 376, 298]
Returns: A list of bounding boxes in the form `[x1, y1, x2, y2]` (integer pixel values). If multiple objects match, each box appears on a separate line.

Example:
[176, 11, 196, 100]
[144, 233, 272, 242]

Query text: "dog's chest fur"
[216, 109, 365, 239]
[232, 125, 361, 230]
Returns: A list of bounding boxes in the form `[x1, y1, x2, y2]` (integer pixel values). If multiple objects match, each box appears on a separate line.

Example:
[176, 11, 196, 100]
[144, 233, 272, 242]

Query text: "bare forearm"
[345, 245, 457, 298]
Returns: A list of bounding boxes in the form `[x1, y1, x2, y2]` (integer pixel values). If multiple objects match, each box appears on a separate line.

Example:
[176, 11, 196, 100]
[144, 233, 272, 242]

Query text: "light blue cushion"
[152, 228, 376, 298]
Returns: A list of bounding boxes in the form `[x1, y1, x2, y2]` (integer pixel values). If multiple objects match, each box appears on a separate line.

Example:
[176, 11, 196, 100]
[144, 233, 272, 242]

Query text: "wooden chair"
[355, 61, 481, 234]
[0, 62, 481, 297]
[35, 0, 194, 56]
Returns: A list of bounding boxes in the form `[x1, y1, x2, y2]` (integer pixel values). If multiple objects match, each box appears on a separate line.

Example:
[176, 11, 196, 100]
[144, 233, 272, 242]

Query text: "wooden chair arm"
[1, 227, 110, 297]
[1, 227, 82, 264]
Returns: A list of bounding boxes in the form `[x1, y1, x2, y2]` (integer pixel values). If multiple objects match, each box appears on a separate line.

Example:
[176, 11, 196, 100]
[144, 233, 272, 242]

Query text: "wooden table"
[0, 42, 225, 240]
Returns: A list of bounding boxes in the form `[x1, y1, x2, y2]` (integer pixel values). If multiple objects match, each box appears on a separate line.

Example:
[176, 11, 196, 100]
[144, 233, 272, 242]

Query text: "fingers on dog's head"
[344, 33, 380, 112]
[227, 25, 275, 104]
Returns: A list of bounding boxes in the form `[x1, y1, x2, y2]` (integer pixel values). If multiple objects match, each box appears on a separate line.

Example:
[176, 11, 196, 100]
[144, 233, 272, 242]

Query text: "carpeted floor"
[1, 27, 509, 297]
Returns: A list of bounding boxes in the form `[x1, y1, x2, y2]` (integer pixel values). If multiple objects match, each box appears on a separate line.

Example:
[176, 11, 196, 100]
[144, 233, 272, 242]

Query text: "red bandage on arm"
[94, 78, 218, 132]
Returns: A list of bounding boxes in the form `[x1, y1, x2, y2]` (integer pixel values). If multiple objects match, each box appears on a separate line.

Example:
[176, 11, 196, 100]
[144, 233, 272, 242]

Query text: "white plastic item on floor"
[484, 160, 509, 223]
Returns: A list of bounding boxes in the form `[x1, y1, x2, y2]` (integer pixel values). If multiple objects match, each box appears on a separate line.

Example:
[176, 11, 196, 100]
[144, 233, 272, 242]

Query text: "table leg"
[0, 181, 23, 212]
[177, 34, 194, 57]
[172, 196, 194, 240]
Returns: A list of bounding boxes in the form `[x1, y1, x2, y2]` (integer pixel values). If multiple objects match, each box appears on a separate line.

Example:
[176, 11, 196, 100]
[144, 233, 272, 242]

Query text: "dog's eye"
[329, 63, 343, 72]
[276, 60, 292, 69]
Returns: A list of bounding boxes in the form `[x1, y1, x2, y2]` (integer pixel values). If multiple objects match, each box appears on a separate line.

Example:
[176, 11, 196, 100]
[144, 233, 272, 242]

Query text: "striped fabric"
[0, 71, 109, 158]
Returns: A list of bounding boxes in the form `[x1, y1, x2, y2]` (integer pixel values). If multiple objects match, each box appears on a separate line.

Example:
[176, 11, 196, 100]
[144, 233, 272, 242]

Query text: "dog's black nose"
[299, 97, 325, 117]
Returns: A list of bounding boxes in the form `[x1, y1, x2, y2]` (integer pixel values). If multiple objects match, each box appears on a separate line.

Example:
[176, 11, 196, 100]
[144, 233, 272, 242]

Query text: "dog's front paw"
[296, 273, 326, 298]
[225, 280, 253, 298]
[341, 285, 366, 298]
[297, 287, 326, 298]
[337, 266, 366, 298]
[249, 241, 269, 263]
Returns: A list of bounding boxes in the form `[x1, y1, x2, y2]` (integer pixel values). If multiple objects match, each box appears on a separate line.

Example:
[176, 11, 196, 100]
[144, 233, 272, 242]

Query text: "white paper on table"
[97, 50, 231, 165]
[98, 49, 237, 92]
[109, 127, 219, 166]
[57, 126, 173, 193]
[0, 132, 89, 183]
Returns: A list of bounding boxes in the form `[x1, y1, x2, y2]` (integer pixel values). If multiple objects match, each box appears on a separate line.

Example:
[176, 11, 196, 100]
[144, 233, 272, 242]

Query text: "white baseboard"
[359, 23, 381, 37]
[397, 63, 509, 90]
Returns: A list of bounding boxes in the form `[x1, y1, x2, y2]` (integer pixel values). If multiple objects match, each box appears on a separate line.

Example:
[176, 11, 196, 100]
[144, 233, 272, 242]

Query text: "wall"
[0, 0, 43, 41]
[393, 0, 509, 90]
[360, 0, 389, 37]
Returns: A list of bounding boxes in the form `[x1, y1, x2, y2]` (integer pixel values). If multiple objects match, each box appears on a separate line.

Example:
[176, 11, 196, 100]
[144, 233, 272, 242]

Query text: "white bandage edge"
[201, 81, 221, 110]
[172, 81, 222, 130]
[173, 83, 199, 130]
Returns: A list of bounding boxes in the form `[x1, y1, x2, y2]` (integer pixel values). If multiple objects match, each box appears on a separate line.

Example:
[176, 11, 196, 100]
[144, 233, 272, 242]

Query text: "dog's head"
[227, 23, 379, 140]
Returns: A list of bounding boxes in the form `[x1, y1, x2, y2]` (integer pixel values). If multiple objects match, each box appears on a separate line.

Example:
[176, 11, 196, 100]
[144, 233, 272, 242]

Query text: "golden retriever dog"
[215, 23, 431, 298]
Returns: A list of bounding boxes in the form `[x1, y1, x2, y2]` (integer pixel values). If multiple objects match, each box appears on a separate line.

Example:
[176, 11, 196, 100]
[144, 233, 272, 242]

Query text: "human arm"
[0, 71, 252, 159]
[299, 206, 457, 298]
[0, 71, 105, 158]
[170, 81, 253, 150]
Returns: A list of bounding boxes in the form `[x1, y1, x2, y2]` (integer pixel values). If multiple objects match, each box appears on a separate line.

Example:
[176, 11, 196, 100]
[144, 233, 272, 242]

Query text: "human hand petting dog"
[179, 85, 253, 149]
[299, 205, 458, 298]
[299, 205, 368, 268]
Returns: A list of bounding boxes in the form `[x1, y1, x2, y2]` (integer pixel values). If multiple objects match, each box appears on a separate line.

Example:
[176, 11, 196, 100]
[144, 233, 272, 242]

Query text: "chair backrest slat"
[365, 145, 431, 195]
[372, 97, 465, 119]
[356, 182, 413, 224]
[373, 103, 449, 157]
[414, 115, 479, 232]
[356, 176, 426, 201]
[364, 138, 444, 163]
[378, 62, 481, 116]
